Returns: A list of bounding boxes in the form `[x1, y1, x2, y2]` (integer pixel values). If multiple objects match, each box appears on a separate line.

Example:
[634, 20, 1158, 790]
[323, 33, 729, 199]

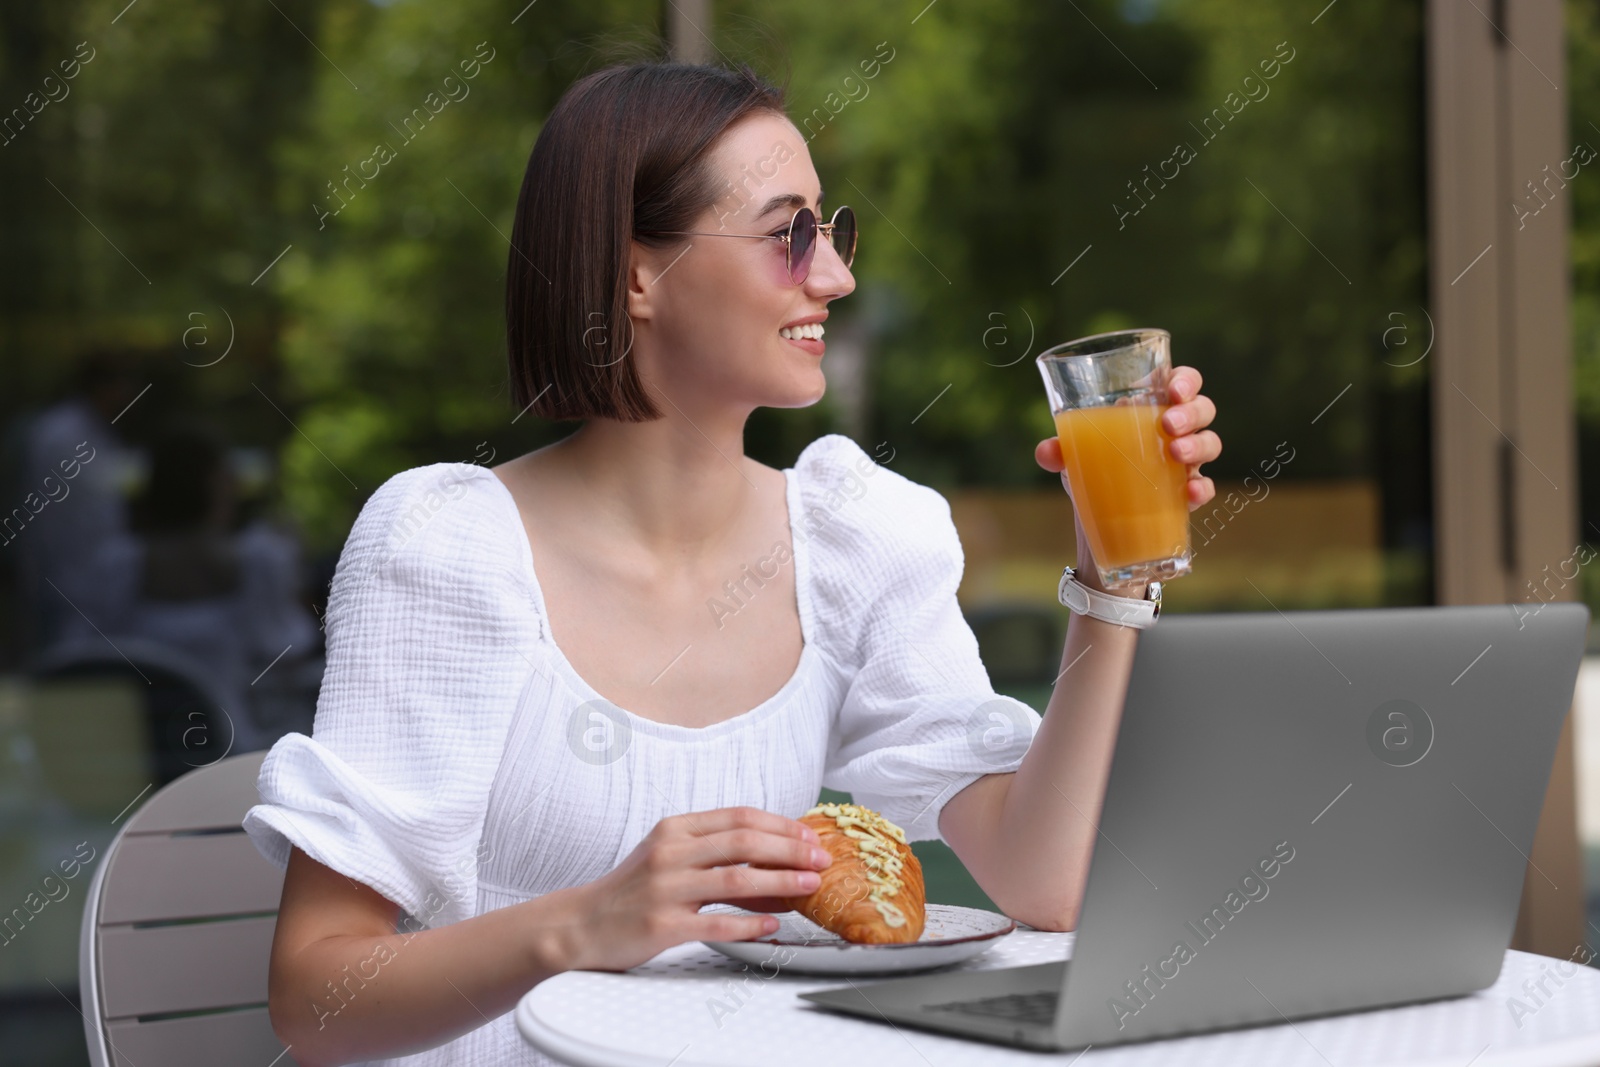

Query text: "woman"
[245, 60, 1221, 1066]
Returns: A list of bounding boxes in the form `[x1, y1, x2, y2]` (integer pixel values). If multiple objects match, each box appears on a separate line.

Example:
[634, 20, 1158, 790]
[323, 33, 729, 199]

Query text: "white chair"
[78, 749, 293, 1066]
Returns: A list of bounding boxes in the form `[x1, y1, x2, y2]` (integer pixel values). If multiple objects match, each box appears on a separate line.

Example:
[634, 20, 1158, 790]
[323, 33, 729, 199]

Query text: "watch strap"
[1057, 565, 1161, 629]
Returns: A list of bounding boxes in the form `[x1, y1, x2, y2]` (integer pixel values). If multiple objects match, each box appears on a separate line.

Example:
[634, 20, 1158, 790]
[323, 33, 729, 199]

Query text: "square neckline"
[480, 461, 818, 741]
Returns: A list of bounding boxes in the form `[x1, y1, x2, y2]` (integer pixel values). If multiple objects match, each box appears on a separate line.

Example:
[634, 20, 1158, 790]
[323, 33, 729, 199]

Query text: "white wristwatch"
[1057, 565, 1162, 629]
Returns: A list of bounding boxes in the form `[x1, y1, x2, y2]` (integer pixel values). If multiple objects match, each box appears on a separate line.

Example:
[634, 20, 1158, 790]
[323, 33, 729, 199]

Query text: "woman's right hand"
[556, 806, 834, 973]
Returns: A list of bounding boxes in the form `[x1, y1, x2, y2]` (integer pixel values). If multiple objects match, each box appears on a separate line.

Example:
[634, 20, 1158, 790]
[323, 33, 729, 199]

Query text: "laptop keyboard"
[922, 990, 1059, 1027]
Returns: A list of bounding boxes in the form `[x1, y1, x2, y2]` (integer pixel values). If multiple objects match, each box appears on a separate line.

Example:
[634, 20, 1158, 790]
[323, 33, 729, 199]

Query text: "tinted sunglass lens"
[832, 207, 857, 268]
[789, 208, 817, 284]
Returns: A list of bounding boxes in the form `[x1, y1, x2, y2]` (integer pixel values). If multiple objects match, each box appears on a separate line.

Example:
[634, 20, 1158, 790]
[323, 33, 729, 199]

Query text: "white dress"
[242, 433, 1042, 1066]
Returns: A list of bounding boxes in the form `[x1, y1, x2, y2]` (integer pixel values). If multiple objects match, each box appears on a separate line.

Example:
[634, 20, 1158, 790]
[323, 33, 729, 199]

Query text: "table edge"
[514, 948, 1600, 1067]
[517, 995, 671, 1067]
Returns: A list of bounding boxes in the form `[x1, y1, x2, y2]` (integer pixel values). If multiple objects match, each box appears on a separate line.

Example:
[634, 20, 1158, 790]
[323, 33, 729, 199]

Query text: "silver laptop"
[799, 602, 1590, 1050]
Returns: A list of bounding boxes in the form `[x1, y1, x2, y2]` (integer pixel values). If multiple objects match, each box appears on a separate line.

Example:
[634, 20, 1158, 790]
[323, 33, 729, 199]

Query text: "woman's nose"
[805, 236, 855, 299]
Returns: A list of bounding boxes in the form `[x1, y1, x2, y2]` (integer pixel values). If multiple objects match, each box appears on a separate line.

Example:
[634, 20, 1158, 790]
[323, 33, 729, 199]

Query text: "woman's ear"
[624, 240, 662, 323]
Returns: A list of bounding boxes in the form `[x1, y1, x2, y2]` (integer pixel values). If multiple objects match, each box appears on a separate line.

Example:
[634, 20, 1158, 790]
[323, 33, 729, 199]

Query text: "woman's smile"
[780, 314, 827, 354]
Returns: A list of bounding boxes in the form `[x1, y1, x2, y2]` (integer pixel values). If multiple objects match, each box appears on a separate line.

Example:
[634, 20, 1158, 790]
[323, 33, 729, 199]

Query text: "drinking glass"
[1035, 328, 1192, 590]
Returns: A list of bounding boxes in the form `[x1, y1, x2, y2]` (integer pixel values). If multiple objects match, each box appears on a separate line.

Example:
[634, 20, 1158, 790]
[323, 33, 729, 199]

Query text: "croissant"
[780, 802, 926, 944]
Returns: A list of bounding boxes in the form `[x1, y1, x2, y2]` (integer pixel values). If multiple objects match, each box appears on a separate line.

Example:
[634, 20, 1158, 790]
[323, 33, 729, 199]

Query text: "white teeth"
[780, 323, 825, 341]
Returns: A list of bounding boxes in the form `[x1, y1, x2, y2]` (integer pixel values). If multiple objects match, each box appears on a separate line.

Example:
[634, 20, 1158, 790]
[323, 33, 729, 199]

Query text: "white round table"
[516, 929, 1600, 1066]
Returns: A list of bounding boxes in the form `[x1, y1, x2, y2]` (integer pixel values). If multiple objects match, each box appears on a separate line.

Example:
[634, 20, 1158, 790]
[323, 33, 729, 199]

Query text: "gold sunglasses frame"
[646, 204, 857, 283]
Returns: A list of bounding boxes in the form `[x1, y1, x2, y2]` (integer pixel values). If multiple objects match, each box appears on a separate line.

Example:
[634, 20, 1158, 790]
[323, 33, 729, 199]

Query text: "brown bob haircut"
[506, 61, 790, 422]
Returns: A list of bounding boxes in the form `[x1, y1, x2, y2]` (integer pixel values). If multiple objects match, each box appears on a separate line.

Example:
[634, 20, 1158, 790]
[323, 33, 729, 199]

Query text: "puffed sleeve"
[242, 463, 540, 928]
[800, 435, 1043, 844]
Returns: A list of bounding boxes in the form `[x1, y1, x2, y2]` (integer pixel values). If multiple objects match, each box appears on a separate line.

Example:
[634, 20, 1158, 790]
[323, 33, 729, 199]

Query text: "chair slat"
[124, 750, 268, 834]
[101, 832, 284, 924]
[105, 1006, 296, 1067]
[99, 915, 275, 1018]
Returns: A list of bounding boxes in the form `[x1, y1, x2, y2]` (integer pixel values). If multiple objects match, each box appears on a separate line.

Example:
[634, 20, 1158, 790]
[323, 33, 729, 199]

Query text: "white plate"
[698, 903, 1016, 975]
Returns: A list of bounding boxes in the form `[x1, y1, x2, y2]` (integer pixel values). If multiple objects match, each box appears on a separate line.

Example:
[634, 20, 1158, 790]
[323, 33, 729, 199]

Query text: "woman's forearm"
[987, 608, 1139, 928]
[271, 883, 587, 1067]
[952, 369, 1217, 925]
[941, 536, 1144, 931]
[271, 805, 825, 1064]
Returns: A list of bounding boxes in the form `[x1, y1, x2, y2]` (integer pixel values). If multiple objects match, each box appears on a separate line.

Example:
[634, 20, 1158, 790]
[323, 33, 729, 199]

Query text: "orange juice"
[1053, 402, 1189, 571]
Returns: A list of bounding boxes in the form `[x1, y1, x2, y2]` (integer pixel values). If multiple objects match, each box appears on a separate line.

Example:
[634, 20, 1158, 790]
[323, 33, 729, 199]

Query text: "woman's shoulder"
[348, 462, 514, 556]
[790, 435, 964, 628]
[791, 434, 959, 557]
[332, 462, 531, 602]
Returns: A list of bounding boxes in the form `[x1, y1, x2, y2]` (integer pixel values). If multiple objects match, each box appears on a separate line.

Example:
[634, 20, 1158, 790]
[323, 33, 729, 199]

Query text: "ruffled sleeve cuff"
[244, 734, 481, 927]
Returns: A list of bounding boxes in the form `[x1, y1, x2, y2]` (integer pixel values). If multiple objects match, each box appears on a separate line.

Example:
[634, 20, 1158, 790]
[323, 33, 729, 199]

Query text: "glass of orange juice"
[1035, 328, 1191, 590]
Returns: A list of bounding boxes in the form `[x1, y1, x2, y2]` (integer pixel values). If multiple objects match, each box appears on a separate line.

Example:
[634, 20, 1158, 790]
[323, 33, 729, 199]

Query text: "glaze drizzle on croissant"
[807, 802, 914, 928]
[780, 802, 926, 944]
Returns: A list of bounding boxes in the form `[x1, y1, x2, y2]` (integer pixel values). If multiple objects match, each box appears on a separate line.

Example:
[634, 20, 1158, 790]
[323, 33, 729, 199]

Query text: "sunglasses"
[648, 205, 857, 285]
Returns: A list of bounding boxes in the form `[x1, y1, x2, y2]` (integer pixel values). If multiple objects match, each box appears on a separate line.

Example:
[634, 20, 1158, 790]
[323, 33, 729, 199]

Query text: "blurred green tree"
[5, 0, 1429, 566]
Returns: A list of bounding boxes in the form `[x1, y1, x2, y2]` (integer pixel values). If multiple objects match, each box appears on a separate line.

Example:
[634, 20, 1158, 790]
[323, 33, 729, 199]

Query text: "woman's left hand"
[1032, 364, 1222, 512]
